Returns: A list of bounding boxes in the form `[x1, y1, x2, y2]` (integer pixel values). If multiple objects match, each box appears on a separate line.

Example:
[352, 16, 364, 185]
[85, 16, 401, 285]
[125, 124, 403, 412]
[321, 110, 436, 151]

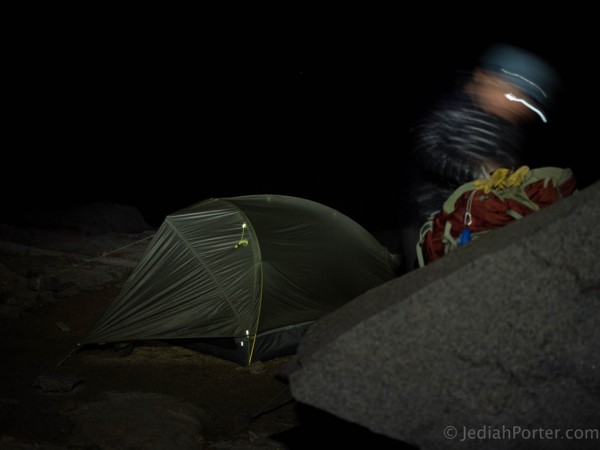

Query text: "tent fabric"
[81, 195, 396, 364]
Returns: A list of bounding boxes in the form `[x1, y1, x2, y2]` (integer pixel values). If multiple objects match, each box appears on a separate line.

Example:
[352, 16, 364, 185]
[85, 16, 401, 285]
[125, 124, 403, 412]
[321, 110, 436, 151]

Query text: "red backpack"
[417, 166, 577, 267]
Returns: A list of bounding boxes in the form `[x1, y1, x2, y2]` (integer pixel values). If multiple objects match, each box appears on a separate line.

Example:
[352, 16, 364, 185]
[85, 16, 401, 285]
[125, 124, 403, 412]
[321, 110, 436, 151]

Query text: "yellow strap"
[506, 165, 530, 186]
[473, 166, 530, 193]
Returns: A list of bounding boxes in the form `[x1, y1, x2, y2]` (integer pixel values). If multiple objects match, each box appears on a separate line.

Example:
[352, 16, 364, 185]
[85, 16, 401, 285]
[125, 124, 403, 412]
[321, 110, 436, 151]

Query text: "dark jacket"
[410, 88, 524, 223]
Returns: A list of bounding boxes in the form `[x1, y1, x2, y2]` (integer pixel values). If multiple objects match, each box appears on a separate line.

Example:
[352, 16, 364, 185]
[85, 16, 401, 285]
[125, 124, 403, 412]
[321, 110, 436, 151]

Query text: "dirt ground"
[0, 222, 400, 449]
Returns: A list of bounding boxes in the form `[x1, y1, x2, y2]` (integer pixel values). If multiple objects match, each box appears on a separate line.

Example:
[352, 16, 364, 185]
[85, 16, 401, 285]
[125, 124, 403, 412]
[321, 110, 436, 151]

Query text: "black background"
[5, 7, 597, 230]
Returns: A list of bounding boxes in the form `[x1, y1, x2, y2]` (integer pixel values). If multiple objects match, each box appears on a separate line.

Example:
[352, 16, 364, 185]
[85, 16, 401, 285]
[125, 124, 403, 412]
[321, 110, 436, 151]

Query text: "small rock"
[4, 297, 19, 306]
[36, 291, 55, 307]
[28, 274, 61, 292]
[245, 361, 266, 374]
[32, 374, 84, 393]
[55, 321, 70, 332]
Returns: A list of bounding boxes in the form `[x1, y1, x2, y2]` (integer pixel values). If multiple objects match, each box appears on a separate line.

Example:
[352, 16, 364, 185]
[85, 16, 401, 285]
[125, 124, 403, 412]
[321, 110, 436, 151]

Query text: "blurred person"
[401, 43, 561, 270]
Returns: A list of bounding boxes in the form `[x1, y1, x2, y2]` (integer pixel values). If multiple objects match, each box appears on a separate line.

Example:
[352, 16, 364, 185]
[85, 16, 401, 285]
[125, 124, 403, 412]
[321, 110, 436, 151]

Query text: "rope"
[248, 385, 294, 423]
[51, 234, 155, 277]
[247, 259, 264, 365]
[56, 345, 79, 368]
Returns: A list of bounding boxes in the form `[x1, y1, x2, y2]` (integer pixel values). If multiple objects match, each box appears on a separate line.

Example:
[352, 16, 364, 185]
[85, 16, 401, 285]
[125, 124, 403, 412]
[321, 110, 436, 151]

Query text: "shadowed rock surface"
[66, 391, 208, 449]
[289, 182, 600, 449]
[4, 202, 151, 234]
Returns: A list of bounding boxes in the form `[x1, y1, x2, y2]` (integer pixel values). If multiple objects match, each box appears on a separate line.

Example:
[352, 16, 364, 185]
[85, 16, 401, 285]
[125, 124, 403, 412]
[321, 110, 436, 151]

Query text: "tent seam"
[165, 212, 246, 328]
[222, 200, 264, 364]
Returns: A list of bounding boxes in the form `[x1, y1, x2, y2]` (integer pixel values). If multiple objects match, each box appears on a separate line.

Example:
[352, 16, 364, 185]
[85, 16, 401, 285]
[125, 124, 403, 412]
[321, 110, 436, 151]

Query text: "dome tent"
[80, 195, 396, 365]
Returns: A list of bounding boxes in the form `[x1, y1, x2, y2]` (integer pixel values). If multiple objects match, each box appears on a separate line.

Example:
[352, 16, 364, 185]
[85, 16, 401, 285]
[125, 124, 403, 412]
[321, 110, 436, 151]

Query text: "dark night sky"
[5, 9, 597, 231]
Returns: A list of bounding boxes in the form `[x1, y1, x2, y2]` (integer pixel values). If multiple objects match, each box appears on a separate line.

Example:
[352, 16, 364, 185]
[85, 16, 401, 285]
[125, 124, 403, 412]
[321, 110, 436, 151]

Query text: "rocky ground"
[0, 205, 399, 449]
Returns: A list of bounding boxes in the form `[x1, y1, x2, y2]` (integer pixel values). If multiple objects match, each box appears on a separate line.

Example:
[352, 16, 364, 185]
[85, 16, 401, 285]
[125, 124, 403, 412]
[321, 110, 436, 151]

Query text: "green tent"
[81, 195, 396, 364]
